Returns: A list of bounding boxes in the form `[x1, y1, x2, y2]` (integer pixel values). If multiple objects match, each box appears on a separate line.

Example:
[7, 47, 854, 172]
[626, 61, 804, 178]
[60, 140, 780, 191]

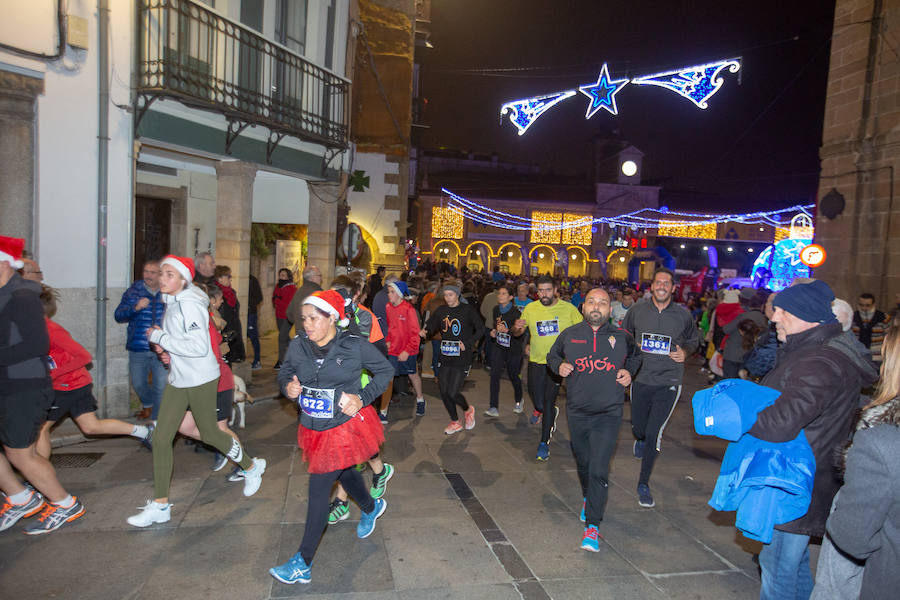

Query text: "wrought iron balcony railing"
[137, 0, 349, 157]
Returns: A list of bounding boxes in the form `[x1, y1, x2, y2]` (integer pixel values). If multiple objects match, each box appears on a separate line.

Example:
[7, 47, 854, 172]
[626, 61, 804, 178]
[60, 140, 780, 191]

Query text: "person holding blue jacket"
[746, 280, 878, 600]
[114, 260, 166, 421]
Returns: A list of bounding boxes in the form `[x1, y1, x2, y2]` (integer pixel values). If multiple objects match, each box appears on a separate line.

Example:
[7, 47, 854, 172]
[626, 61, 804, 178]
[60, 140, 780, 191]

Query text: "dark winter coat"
[114, 280, 165, 352]
[277, 329, 393, 432]
[748, 322, 879, 537]
[0, 274, 50, 393]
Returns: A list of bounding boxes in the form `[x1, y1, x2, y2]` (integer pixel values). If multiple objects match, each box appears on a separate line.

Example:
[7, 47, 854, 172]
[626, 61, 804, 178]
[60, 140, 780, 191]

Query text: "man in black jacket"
[748, 280, 878, 600]
[547, 288, 641, 552]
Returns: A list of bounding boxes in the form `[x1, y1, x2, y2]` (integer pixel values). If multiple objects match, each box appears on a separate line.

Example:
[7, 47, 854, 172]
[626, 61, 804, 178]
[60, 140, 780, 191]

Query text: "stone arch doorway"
[607, 248, 633, 280]
[529, 245, 557, 276]
[566, 246, 589, 277]
[498, 243, 523, 275]
[433, 240, 461, 267]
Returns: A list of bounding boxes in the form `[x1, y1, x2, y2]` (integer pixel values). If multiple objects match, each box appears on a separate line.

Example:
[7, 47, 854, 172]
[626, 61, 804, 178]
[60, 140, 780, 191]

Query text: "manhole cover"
[50, 452, 104, 468]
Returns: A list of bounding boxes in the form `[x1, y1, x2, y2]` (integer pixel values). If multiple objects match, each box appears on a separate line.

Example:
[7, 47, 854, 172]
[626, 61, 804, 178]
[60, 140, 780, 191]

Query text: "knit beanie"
[160, 255, 195, 283]
[772, 280, 837, 324]
[440, 283, 461, 298]
[0, 235, 25, 269]
[304, 290, 350, 327]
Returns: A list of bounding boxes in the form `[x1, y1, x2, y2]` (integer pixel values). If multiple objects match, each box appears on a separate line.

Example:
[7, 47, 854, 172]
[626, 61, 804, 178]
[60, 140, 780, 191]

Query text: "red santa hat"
[0, 235, 25, 269]
[160, 255, 195, 283]
[303, 290, 350, 327]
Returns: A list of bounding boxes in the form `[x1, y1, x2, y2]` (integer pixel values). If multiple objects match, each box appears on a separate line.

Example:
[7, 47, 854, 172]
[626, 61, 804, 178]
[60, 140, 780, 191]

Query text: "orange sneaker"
[444, 420, 463, 435]
[464, 406, 476, 430]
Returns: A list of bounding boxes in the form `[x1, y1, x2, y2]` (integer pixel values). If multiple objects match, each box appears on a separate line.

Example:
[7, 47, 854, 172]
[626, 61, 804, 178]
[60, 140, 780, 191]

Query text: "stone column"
[215, 160, 256, 381]
[307, 180, 341, 284]
[0, 70, 44, 246]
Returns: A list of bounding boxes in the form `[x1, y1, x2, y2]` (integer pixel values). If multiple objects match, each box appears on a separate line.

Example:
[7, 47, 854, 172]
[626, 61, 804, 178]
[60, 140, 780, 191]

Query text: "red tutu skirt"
[297, 405, 385, 473]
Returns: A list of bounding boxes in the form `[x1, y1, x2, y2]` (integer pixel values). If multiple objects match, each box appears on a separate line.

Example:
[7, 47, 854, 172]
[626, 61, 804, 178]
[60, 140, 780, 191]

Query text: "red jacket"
[46, 318, 92, 391]
[209, 315, 234, 392]
[385, 300, 420, 357]
[272, 282, 296, 320]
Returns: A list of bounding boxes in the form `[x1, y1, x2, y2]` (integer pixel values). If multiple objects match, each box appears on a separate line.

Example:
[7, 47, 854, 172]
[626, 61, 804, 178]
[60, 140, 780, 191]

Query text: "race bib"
[641, 333, 672, 355]
[299, 386, 335, 419]
[496, 332, 511, 348]
[536, 319, 560, 337]
[441, 340, 461, 356]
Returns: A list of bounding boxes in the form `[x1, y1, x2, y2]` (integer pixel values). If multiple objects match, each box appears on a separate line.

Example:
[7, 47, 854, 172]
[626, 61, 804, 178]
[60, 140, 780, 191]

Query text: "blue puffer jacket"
[693, 379, 815, 544]
[114, 280, 165, 352]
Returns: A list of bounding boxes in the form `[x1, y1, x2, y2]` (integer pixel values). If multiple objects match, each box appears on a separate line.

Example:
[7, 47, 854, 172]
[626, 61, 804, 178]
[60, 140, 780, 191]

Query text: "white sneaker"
[484, 407, 500, 417]
[127, 500, 171, 527]
[242, 458, 267, 497]
[513, 402, 523, 414]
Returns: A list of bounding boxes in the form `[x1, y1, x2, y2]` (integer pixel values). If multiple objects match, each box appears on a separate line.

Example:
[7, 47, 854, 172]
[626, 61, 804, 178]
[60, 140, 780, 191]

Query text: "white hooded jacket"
[148, 284, 219, 388]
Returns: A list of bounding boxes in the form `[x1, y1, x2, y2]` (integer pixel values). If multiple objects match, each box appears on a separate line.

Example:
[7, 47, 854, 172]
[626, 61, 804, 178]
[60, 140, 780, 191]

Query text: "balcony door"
[272, 0, 308, 123]
[238, 0, 264, 115]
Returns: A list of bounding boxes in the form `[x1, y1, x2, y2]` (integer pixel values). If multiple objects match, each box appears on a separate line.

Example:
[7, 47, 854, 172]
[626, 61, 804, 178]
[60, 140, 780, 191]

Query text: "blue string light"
[439, 188, 814, 233]
[500, 91, 576, 136]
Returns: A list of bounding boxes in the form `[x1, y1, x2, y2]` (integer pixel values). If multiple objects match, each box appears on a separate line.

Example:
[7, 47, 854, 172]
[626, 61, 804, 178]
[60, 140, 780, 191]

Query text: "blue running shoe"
[581, 525, 601, 552]
[580, 498, 586, 523]
[529, 410, 542, 425]
[357, 498, 387, 538]
[536, 442, 550, 461]
[269, 552, 311, 585]
[637, 483, 655, 508]
[633, 439, 646, 460]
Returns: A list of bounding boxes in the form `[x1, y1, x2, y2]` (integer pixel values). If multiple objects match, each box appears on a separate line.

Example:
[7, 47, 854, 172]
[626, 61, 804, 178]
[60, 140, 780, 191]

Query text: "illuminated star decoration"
[500, 91, 576, 135]
[578, 63, 629, 118]
[630, 59, 741, 109]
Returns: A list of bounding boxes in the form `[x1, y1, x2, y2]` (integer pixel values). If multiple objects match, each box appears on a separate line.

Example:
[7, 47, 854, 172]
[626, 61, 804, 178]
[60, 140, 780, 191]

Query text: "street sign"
[799, 244, 826, 268]
[338, 223, 363, 262]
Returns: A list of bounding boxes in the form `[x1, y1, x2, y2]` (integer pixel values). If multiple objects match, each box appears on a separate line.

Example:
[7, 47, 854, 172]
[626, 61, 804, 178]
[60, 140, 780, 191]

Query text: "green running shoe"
[327, 500, 349, 525]
[369, 463, 394, 499]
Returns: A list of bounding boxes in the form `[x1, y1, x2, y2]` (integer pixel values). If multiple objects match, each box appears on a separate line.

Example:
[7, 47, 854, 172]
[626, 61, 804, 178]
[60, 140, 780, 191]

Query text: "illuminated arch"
[349, 221, 380, 270]
[432, 239, 462, 255]
[566, 246, 589, 260]
[463, 240, 495, 257]
[497, 242, 523, 258]
[529, 244, 558, 260]
[606, 248, 633, 264]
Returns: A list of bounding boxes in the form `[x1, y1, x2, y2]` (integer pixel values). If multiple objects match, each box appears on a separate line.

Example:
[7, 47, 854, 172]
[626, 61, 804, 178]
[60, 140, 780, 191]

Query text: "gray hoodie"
[0, 274, 50, 393]
[148, 284, 219, 388]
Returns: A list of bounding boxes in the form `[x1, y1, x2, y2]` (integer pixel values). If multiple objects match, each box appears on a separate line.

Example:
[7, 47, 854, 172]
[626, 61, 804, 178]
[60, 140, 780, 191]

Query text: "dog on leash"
[229, 375, 254, 429]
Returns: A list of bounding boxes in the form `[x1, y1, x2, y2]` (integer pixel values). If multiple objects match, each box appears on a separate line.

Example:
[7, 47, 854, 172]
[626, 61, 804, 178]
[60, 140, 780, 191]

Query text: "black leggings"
[299, 466, 375, 564]
[437, 364, 469, 421]
[489, 348, 523, 409]
[527, 362, 562, 443]
[568, 406, 622, 525]
[630, 381, 682, 485]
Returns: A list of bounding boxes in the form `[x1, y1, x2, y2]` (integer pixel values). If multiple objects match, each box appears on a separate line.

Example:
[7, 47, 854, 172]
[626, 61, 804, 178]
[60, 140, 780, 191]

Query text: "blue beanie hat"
[772, 280, 837, 324]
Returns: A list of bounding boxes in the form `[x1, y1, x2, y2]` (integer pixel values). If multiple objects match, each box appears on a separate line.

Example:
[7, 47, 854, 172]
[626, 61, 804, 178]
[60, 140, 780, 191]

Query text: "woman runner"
[126, 256, 265, 527]
[270, 290, 393, 585]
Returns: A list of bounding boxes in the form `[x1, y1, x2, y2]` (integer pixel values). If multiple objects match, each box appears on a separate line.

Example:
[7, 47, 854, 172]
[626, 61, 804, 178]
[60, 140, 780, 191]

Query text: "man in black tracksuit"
[421, 283, 483, 434]
[547, 288, 641, 551]
[621, 268, 699, 508]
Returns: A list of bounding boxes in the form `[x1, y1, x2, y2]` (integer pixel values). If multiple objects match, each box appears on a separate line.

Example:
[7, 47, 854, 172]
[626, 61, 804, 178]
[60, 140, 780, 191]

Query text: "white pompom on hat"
[0, 235, 25, 269]
[304, 290, 350, 327]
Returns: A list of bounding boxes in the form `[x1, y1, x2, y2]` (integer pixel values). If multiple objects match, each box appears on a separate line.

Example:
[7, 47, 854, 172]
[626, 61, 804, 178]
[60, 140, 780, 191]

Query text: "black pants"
[527, 362, 562, 444]
[630, 381, 682, 486]
[276, 318, 292, 363]
[723, 359, 741, 379]
[438, 364, 470, 421]
[568, 405, 622, 525]
[299, 466, 375, 564]
[489, 348, 523, 409]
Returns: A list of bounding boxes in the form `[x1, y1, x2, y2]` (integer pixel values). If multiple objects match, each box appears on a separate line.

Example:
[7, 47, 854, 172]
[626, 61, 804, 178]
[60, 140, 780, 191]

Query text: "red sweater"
[46, 318, 92, 391]
[272, 282, 296, 320]
[385, 300, 420, 357]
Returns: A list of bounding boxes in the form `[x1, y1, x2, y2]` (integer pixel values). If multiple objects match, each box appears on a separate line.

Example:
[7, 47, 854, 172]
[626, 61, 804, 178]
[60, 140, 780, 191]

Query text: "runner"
[326, 275, 395, 525]
[513, 276, 583, 460]
[126, 256, 265, 527]
[546, 288, 640, 550]
[621, 268, 699, 508]
[420, 281, 483, 434]
[270, 290, 393, 585]
[486, 283, 525, 416]
[35, 285, 153, 459]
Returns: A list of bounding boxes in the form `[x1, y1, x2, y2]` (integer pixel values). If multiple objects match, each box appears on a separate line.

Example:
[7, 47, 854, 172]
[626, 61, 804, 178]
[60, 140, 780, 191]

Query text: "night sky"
[419, 0, 836, 211]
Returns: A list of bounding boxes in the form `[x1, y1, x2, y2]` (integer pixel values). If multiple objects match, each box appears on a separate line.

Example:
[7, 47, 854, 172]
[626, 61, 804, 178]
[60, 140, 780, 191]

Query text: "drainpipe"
[95, 0, 110, 414]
